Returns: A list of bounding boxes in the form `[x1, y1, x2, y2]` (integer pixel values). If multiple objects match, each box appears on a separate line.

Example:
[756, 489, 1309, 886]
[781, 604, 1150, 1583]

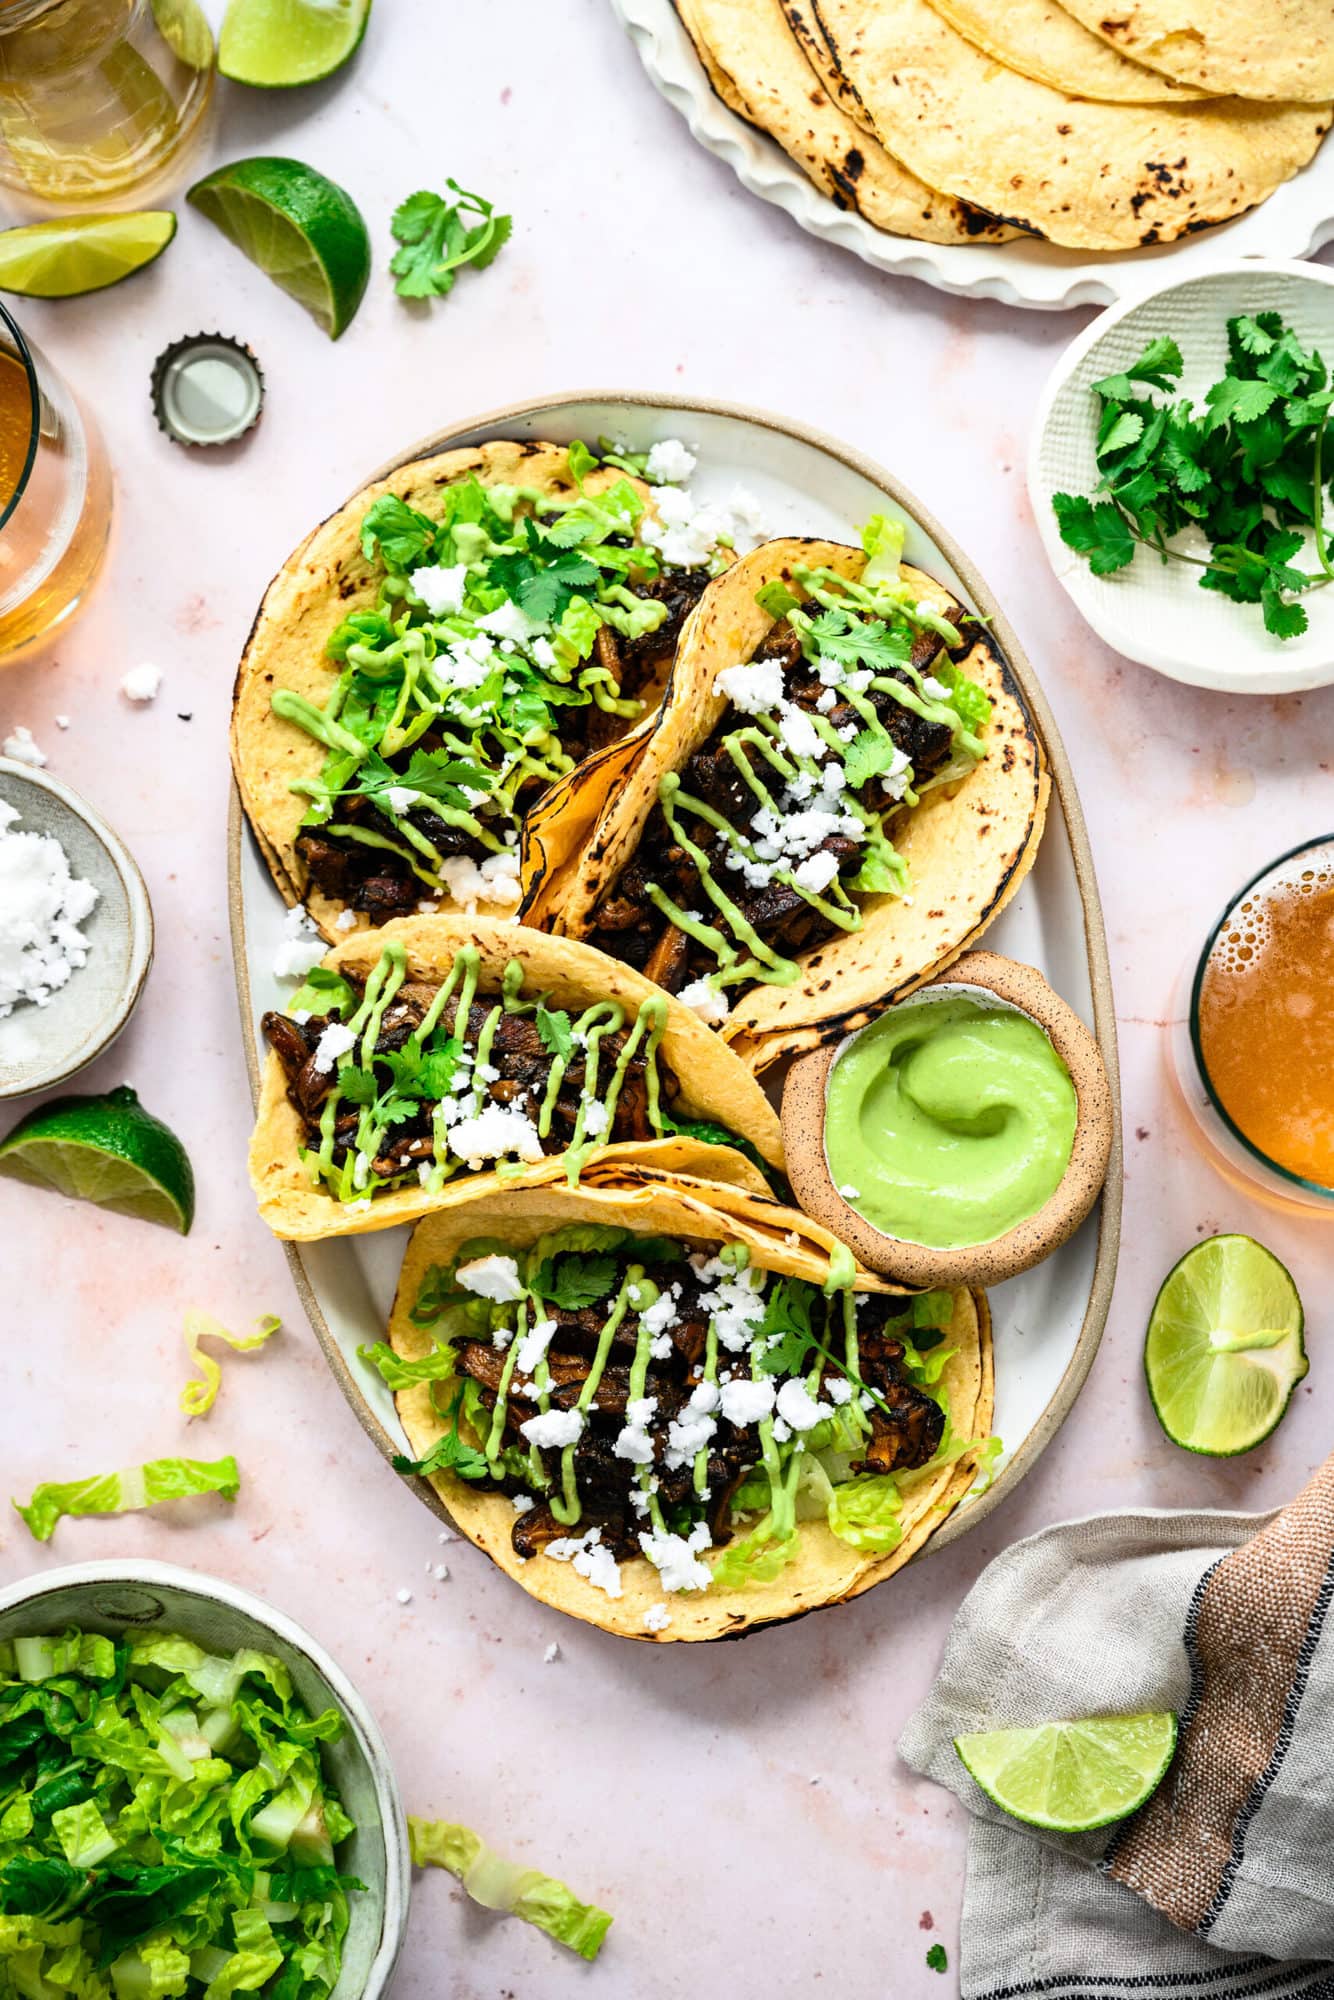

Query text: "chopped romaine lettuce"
[408, 1816, 612, 1960]
[12, 1457, 241, 1542]
[180, 1311, 281, 1417]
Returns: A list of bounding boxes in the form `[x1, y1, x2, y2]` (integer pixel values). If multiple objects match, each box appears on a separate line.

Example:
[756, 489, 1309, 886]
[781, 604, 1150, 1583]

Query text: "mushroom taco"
[531, 522, 1047, 1071]
[372, 1177, 994, 1640]
[249, 917, 784, 1240]
[232, 437, 753, 940]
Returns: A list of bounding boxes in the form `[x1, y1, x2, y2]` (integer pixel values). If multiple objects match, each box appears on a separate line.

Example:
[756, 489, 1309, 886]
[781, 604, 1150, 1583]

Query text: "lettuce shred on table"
[181, 1312, 282, 1417]
[0, 1627, 364, 1999]
[12, 1456, 241, 1542]
[408, 1814, 612, 1960]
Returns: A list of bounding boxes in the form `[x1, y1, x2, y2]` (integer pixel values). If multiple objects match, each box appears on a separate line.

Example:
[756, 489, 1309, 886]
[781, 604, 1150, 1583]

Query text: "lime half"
[0, 213, 176, 298]
[0, 1084, 195, 1233]
[1145, 1234, 1306, 1456]
[219, 0, 371, 86]
[956, 1713, 1177, 1833]
[187, 156, 370, 338]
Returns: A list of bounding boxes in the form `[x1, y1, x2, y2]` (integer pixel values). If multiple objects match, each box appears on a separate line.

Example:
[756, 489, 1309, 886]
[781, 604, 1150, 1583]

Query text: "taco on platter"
[374, 1177, 994, 1640]
[233, 436, 752, 940]
[531, 521, 1048, 1071]
[249, 917, 784, 1240]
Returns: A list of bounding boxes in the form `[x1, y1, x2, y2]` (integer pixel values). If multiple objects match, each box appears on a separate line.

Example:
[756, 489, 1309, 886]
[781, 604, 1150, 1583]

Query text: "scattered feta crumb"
[438, 1527, 457, 1543]
[455, 1252, 525, 1303]
[645, 438, 697, 484]
[543, 1525, 623, 1599]
[642, 1603, 672, 1634]
[839, 1184, 861, 1200]
[520, 1407, 585, 1450]
[543, 1641, 562, 1664]
[3, 726, 46, 768]
[921, 673, 950, 701]
[120, 664, 162, 704]
[395, 1588, 413, 1606]
[312, 1020, 356, 1074]
[775, 1377, 833, 1433]
[792, 850, 841, 896]
[511, 1494, 535, 1515]
[0, 805, 99, 1018]
[514, 1315, 557, 1376]
[54, 715, 70, 731]
[714, 657, 784, 715]
[433, 1564, 449, 1581]
[827, 1377, 853, 1406]
[478, 600, 541, 645]
[334, 908, 357, 932]
[447, 1103, 544, 1170]
[676, 978, 730, 1025]
[718, 1377, 776, 1427]
[272, 903, 326, 980]
[410, 562, 467, 616]
[383, 785, 420, 817]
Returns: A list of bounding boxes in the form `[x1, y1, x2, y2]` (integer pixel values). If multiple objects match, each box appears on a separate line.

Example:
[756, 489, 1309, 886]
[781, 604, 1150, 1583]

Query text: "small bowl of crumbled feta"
[0, 757, 153, 1098]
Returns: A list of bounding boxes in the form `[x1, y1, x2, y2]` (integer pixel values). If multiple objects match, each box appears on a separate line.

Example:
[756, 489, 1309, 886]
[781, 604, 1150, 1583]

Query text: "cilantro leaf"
[1262, 587, 1309, 639]
[393, 1388, 489, 1482]
[926, 1943, 948, 1973]
[753, 1280, 816, 1378]
[843, 728, 900, 790]
[1050, 493, 1136, 575]
[536, 1252, 619, 1310]
[1090, 335, 1182, 400]
[536, 1004, 574, 1063]
[390, 183, 512, 302]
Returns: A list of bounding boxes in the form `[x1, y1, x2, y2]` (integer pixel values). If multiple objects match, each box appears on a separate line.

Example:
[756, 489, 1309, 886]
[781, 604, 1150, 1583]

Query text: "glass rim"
[0, 298, 40, 536]
[1188, 830, 1334, 1203]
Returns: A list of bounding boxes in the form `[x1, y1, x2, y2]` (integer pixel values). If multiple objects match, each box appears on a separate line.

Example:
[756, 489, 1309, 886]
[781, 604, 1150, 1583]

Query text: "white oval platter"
[229, 392, 1123, 1591]
[610, 0, 1334, 313]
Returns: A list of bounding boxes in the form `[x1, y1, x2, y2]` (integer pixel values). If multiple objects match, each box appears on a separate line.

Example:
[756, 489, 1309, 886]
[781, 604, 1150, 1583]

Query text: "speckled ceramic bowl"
[0, 758, 153, 1100]
[781, 951, 1114, 1290]
[0, 1560, 410, 2000]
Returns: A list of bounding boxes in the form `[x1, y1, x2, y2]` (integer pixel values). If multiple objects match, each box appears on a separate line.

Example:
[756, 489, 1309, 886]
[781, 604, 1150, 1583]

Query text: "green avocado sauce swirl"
[824, 993, 1077, 1250]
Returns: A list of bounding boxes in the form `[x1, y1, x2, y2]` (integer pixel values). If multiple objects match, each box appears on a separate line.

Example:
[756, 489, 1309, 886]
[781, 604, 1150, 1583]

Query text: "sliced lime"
[219, 0, 371, 86]
[0, 1084, 195, 1233]
[0, 213, 176, 298]
[1145, 1233, 1306, 1456]
[956, 1713, 1177, 1832]
[187, 156, 370, 338]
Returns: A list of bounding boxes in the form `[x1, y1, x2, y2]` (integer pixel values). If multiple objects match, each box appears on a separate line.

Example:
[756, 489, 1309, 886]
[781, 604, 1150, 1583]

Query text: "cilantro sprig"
[390, 181, 511, 302]
[1052, 315, 1334, 640]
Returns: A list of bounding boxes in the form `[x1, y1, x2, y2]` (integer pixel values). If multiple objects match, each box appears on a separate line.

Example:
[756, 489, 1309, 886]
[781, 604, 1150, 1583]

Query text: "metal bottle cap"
[150, 333, 264, 447]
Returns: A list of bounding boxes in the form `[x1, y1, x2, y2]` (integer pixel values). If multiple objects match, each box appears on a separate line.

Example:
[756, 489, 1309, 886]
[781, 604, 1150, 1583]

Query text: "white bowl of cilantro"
[1030, 259, 1334, 695]
[0, 1560, 409, 2000]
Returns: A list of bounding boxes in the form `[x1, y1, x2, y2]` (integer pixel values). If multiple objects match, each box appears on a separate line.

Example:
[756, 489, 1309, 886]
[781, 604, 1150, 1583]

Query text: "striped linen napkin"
[900, 1458, 1334, 1996]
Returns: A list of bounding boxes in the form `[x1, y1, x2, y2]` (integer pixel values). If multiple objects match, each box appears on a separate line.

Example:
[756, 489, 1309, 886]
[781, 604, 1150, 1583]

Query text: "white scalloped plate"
[610, 0, 1334, 312]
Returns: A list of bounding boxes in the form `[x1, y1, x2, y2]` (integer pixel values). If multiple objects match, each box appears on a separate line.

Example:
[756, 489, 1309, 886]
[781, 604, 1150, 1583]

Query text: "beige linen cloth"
[900, 1459, 1334, 1996]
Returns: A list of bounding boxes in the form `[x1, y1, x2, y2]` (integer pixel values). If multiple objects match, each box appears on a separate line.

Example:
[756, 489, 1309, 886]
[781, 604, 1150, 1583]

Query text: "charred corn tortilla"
[232, 440, 672, 942]
[249, 916, 784, 1240]
[795, 0, 1329, 249]
[534, 539, 1047, 1075]
[387, 1179, 993, 1642]
[925, 0, 1208, 101]
[676, 0, 1019, 242]
[1052, 0, 1334, 102]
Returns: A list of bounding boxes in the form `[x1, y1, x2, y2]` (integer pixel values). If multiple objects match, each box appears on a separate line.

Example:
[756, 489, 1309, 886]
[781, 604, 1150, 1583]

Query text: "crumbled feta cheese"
[438, 849, 522, 914]
[0, 807, 99, 1018]
[531, 635, 558, 670]
[775, 1377, 833, 1433]
[543, 1641, 562, 1664]
[642, 1603, 672, 1633]
[543, 1524, 623, 1598]
[383, 785, 420, 816]
[792, 850, 840, 896]
[645, 438, 697, 484]
[718, 1377, 777, 1427]
[312, 1021, 356, 1073]
[714, 657, 784, 715]
[821, 761, 848, 795]
[816, 686, 837, 713]
[455, 1253, 525, 1303]
[676, 978, 730, 1025]
[347, 1197, 373, 1215]
[479, 600, 541, 645]
[411, 562, 468, 616]
[839, 1184, 860, 1200]
[478, 850, 522, 906]
[272, 903, 326, 980]
[921, 673, 950, 701]
[438, 1527, 457, 1543]
[433, 1563, 450, 1581]
[511, 1494, 535, 1515]
[520, 1407, 585, 1450]
[3, 726, 46, 768]
[353, 1152, 370, 1190]
[54, 715, 70, 730]
[695, 1265, 767, 1353]
[638, 1522, 713, 1593]
[395, 1588, 413, 1606]
[334, 908, 357, 932]
[781, 702, 822, 760]
[827, 1376, 853, 1406]
[514, 1315, 558, 1375]
[613, 1395, 659, 1466]
[120, 664, 162, 704]
[581, 1098, 609, 1139]
[447, 1104, 545, 1169]
[665, 1381, 720, 1468]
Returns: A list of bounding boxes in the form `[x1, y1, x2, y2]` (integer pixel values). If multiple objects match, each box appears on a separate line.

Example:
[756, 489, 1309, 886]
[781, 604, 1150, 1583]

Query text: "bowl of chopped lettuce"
[0, 1560, 409, 2000]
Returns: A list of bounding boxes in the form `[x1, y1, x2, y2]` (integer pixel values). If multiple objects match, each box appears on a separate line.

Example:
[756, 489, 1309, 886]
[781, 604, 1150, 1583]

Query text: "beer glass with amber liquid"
[0, 302, 111, 663]
[0, 0, 214, 204]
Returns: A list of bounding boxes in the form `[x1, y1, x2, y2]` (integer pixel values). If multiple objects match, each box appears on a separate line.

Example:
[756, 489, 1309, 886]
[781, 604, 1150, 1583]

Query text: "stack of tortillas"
[672, 0, 1332, 250]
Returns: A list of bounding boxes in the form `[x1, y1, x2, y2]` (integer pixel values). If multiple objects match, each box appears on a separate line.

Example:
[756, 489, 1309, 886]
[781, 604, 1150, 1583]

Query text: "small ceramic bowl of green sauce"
[781, 951, 1114, 1290]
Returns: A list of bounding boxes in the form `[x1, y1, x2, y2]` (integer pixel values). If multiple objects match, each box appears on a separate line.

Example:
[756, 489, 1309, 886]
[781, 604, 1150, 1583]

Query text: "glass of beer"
[0, 302, 112, 665]
[1170, 835, 1334, 1211]
[0, 0, 214, 205]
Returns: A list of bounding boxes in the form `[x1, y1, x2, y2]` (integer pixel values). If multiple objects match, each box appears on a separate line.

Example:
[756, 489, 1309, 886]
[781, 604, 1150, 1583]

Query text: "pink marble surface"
[3, 5, 1334, 1992]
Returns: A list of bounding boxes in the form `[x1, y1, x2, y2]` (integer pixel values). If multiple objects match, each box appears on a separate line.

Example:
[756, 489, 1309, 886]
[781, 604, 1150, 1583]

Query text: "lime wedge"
[150, 0, 216, 68]
[219, 0, 371, 86]
[186, 156, 370, 338]
[956, 1713, 1177, 1833]
[0, 213, 176, 298]
[0, 1084, 195, 1233]
[1145, 1234, 1306, 1456]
